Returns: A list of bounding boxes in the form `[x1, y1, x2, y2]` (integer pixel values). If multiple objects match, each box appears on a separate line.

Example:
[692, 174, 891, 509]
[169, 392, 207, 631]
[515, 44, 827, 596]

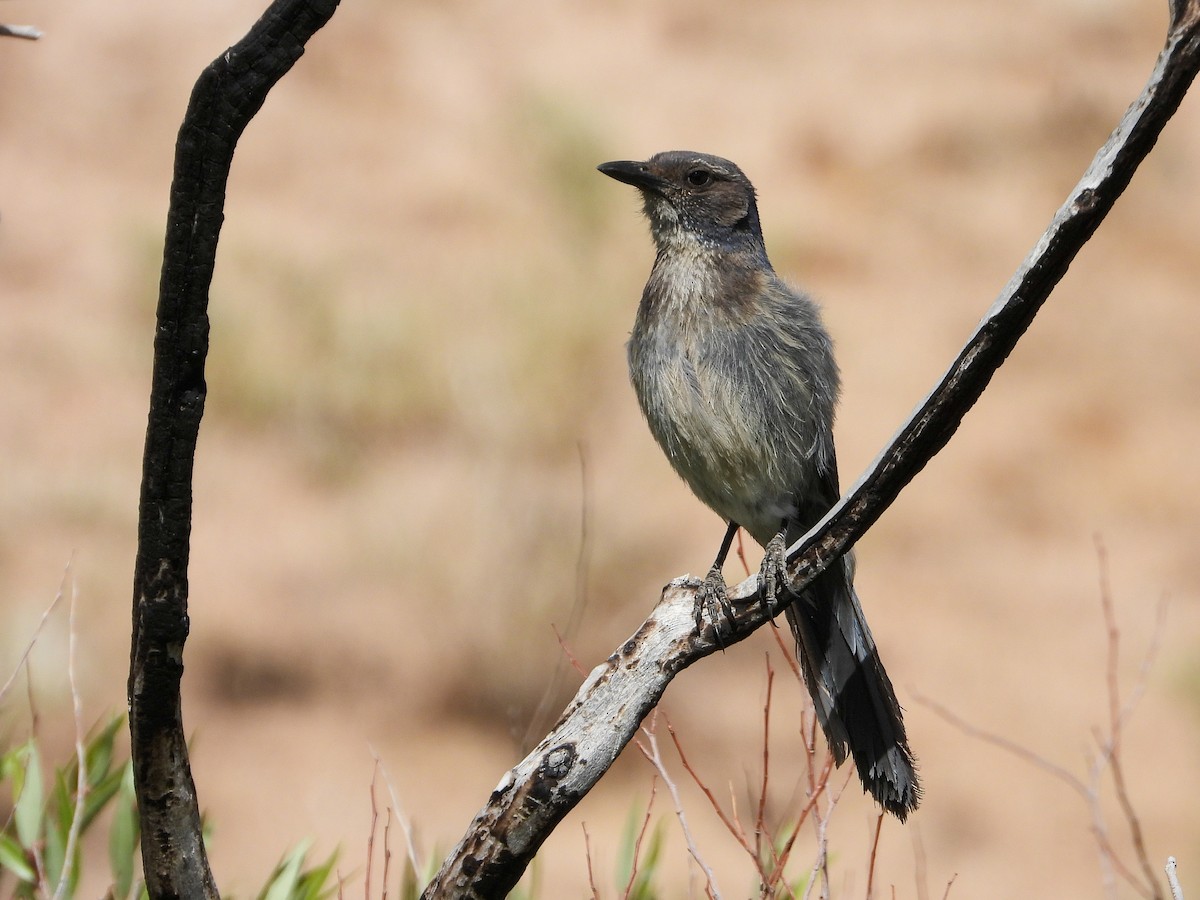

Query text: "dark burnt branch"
[128, 1, 339, 896]
[785, 0, 1200, 595]
[421, 3, 1200, 897]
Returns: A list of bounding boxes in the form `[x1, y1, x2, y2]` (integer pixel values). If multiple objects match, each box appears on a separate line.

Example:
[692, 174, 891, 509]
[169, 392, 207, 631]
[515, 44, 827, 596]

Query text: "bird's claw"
[694, 565, 736, 648]
[758, 532, 792, 621]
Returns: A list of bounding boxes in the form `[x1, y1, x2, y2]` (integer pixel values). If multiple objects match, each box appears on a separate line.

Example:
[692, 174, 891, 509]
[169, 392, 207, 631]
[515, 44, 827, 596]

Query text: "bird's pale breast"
[628, 242, 831, 545]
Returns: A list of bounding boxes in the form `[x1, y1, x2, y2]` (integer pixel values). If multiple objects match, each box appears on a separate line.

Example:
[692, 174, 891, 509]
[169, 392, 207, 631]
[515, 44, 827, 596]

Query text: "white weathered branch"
[0, 23, 42, 39]
[1167, 857, 1185, 900]
[422, 2, 1200, 897]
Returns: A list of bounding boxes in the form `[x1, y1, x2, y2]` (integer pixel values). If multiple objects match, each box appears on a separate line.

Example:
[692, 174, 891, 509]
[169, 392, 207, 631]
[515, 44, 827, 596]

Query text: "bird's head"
[598, 151, 765, 253]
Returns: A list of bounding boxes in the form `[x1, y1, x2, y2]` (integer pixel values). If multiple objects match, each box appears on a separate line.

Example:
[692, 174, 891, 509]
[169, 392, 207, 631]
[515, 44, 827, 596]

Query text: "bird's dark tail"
[784, 556, 920, 820]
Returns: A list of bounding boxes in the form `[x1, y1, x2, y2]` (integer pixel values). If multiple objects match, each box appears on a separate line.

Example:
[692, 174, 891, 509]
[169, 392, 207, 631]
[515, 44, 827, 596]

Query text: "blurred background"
[2, 0, 1199, 895]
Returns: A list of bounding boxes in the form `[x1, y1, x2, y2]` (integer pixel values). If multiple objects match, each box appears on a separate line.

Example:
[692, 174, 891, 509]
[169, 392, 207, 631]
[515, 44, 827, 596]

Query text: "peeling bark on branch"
[128, 1, 340, 897]
[422, 3, 1200, 896]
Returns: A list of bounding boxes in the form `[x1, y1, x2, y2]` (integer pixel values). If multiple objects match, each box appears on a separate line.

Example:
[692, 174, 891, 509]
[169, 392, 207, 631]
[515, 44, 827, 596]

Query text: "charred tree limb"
[128, 1, 340, 896]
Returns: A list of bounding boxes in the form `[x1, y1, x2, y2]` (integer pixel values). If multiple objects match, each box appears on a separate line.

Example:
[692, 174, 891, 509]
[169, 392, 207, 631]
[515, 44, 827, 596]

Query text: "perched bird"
[598, 150, 919, 819]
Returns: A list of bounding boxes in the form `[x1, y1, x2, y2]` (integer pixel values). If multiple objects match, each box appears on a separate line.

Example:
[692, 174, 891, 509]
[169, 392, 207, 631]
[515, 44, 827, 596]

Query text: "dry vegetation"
[2, 0, 1200, 895]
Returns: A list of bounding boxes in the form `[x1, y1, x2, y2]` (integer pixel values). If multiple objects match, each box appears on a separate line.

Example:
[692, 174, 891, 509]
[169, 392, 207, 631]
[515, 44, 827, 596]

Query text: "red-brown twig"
[801, 769, 851, 900]
[366, 762, 380, 900]
[912, 826, 929, 900]
[551, 624, 588, 678]
[761, 631, 837, 896]
[771, 753, 833, 893]
[622, 776, 658, 899]
[914, 548, 1173, 900]
[581, 824, 600, 900]
[755, 656, 776, 867]
[736, 528, 752, 578]
[53, 571, 87, 900]
[1095, 538, 1165, 900]
[0, 562, 69, 707]
[665, 719, 754, 857]
[915, 690, 1151, 897]
[864, 811, 885, 900]
[381, 807, 394, 900]
[768, 623, 804, 685]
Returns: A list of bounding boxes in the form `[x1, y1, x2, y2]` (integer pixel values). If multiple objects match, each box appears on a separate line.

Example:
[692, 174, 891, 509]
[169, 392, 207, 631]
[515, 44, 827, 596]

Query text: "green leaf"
[81, 763, 126, 831]
[614, 800, 642, 889]
[259, 839, 312, 900]
[398, 857, 420, 900]
[626, 819, 665, 900]
[293, 847, 339, 900]
[109, 762, 139, 900]
[613, 797, 666, 900]
[83, 716, 124, 789]
[0, 746, 17, 781]
[42, 765, 78, 888]
[396, 847, 443, 900]
[53, 765, 75, 834]
[0, 832, 36, 883]
[12, 741, 44, 849]
[43, 796, 66, 890]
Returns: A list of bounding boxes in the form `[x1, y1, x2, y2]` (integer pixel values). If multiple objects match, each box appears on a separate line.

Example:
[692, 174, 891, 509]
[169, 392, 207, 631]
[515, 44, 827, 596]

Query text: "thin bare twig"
[736, 528, 752, 578]
[916, 690, 1151, 897]
[522, 446, 594, 751]
[622, 777, 658, 899]
[551, 624, 588, 678]
[24, 656, 38, 739]
[666, 720, 752, 857]
[382, 808, 394, 900]
[755, 656, 776, 867]
[582, 824, 600, 900]
[916, 548, 1174, 900]
[864, 811, 885, 900]
[768, 625, 804, 685]
[798, 779, 837, 900]
[769, 641, 833, 895]
[53, 573, 87, 900]
[666, 695, 826, 898]
[367, 763, 380, 900]
[371, 747, 422, 880]
[771, 753, 833, 892]
[915, 691, 1089, 795]
[0, 562, 70, 706]
[1095, 539, 1164, 900]
[912, 826, 929, 900]
[1165, 857, 1184, 900]
[635, 713, 721, 898]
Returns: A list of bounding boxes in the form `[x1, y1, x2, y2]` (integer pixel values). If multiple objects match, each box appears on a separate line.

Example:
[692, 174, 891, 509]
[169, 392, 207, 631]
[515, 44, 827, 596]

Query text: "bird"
[598, 150, 919, 819]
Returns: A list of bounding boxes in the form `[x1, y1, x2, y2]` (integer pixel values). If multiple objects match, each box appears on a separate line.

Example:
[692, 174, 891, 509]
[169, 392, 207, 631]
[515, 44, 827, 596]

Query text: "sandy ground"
[2, 0, 1200, 896]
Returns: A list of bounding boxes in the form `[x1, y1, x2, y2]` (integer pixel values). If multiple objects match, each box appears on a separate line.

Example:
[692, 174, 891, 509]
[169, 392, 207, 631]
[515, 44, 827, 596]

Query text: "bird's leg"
[757, 522, 793, 618]
[695, 521, 739, 644]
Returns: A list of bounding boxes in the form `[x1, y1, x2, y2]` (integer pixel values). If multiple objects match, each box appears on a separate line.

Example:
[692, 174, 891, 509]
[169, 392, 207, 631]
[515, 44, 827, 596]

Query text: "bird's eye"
[686, 169, 712, 187]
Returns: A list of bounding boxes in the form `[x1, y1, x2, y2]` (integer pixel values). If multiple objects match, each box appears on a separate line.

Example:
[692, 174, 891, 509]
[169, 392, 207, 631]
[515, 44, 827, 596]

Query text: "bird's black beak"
[597, 160, 668, 193]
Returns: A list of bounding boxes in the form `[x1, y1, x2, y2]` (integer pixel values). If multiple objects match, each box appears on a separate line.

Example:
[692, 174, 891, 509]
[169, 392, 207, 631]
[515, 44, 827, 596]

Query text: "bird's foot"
[694, 565, 736, 648]
[757, 532, 792, 619]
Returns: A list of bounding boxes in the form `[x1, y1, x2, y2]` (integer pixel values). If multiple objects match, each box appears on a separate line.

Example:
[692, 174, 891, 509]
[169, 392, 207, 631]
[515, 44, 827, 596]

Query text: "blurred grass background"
[2, 0, 1199, 894]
